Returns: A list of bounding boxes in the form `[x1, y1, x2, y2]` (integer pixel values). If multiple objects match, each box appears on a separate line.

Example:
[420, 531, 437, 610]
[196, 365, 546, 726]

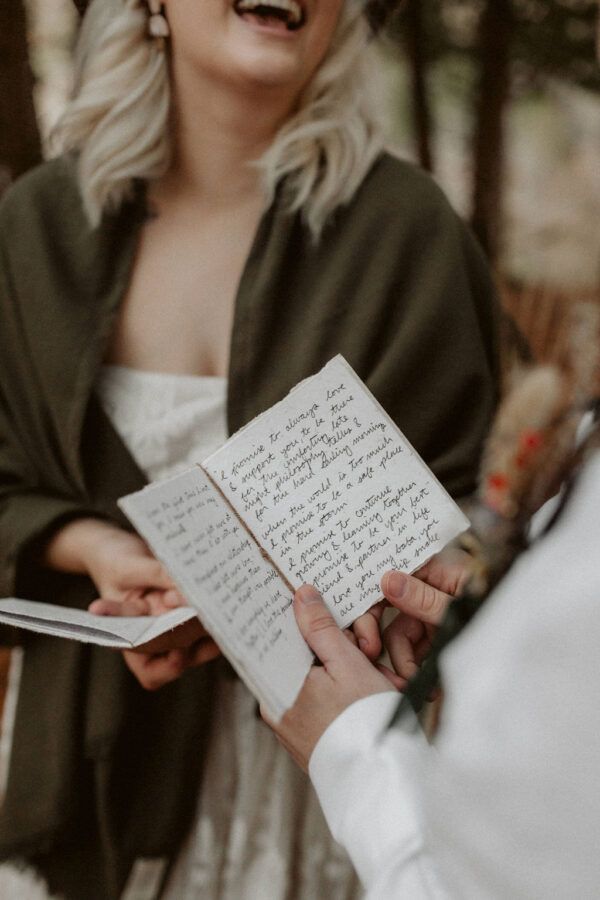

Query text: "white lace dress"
[96, 366, 361, 900]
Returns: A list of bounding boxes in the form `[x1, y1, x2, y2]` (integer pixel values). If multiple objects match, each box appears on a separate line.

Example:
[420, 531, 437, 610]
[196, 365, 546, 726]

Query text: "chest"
[105, 197, 263, 377]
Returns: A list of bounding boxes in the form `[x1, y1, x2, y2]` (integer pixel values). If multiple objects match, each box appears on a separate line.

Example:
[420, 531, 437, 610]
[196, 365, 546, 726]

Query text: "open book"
[0, 357, 469, 719]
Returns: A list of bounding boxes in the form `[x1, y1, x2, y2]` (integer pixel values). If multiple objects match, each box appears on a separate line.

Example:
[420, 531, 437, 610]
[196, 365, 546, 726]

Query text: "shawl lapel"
[0, 157, 148, 500]
[35, 189, 148, 495]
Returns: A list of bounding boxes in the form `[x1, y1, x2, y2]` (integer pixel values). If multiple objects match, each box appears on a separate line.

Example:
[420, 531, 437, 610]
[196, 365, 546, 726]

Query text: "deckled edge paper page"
[119, 466, 313, 721]
[204, 355, 470, 627]
[0, 599, 196, 648]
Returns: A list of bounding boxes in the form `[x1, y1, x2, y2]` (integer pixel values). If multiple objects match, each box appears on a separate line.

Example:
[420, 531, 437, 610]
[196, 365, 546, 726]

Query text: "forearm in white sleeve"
[309, 693, 448, 899]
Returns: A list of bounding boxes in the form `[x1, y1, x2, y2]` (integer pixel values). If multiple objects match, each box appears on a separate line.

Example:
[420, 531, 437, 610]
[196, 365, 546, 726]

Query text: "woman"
[0, 1, 498, 897]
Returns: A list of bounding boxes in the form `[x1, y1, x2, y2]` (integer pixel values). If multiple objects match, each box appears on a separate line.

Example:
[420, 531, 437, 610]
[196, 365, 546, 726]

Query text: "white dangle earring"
[148, 0, 170, 41]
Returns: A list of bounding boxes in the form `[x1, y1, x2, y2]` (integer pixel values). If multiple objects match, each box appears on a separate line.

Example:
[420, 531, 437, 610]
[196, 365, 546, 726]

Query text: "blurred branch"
[0, 0, 42, 196]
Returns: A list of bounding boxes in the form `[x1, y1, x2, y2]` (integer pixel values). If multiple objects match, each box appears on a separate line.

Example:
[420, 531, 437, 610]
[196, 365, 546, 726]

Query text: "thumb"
[381, 570, 450, 626]
[294, 584, 356, 669]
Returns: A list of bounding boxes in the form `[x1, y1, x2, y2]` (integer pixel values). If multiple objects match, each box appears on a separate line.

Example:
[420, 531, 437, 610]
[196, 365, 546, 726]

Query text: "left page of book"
[119, 466, 313, 720]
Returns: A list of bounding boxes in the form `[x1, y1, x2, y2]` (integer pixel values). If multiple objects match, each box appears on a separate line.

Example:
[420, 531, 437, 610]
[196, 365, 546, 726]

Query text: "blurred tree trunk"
[0, 0, 41, 198]
[0, 0, 40, 719]
[471, 0, 515, 262]
[404, 0, 434, 172]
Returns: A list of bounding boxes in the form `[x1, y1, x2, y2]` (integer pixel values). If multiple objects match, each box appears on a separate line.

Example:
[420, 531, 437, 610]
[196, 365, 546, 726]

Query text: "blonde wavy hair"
[58, 0, 386, 237]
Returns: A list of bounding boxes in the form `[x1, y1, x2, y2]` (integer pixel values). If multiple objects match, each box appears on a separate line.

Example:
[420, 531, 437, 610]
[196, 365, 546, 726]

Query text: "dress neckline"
[101, 364, 227, 384]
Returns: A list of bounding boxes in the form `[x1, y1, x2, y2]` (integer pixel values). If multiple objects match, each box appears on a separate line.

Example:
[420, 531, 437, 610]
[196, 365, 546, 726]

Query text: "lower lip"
[235, 11, 303, 39]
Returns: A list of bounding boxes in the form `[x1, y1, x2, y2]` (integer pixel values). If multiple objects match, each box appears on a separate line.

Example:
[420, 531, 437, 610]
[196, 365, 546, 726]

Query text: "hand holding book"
[118, 357, 469, 718]
[81, 532, 221, 684]
[90, 593, 221, 688]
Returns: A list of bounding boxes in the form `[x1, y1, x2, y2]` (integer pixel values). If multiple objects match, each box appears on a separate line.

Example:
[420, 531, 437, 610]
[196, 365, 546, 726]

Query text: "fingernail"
[383, 571, 407, 600]
[296, 584, 322, 605]
[359, 638, 369, 652]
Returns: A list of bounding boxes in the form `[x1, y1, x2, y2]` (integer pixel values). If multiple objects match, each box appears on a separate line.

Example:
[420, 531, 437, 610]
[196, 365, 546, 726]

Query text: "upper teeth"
[236, 0, 303, 25]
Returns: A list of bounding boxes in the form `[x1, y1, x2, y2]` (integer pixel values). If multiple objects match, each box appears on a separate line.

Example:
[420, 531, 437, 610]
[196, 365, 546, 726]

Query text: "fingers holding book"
[122, 633, 221, 691]
[89, 586, 187, 618]
[263, 552, 473, 766]
[351, 600, 386, 660]
[88, 587, 221, 687]
[379, 548, 472, 683]
[86, 544, 223, 685]
[263, 585, 396, 771]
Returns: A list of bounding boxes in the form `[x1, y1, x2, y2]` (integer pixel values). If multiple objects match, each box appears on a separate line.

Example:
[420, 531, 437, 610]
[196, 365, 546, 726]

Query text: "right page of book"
[203, 356, 470, 628]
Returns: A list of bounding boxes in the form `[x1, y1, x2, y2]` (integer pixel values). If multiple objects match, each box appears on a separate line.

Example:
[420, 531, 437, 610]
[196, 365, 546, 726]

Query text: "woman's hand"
[83, 524, 179, 606]
[43, 517, 221, 689]
[42, 517, 178, 599]
[123, 634, 221, 692]
[83, 528, 221, 690]
[90, 587, 221, 691]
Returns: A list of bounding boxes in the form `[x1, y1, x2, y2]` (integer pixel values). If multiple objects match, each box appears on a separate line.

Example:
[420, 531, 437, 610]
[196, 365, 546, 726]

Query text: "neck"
[164, 61, 297, 205]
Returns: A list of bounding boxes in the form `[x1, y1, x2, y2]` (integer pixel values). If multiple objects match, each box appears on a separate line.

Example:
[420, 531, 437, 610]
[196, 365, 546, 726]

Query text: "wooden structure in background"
[501, 282, 600, 395]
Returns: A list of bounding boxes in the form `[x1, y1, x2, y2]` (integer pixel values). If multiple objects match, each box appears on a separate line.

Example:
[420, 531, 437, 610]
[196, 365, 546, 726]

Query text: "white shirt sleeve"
[309, 453, 600, 899]
[310, 694, 448, 899]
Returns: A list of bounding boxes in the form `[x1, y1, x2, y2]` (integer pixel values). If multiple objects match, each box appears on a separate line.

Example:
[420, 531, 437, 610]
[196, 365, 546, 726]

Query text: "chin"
[227, 45, 306, 91]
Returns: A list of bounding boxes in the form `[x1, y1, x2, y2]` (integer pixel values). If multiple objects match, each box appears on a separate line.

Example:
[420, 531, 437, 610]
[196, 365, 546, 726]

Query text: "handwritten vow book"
[119, 356, 469, 719]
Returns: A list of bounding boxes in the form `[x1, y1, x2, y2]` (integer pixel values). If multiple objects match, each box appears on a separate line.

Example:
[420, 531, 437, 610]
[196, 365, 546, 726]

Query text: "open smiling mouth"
[233, 0, 306, 32]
